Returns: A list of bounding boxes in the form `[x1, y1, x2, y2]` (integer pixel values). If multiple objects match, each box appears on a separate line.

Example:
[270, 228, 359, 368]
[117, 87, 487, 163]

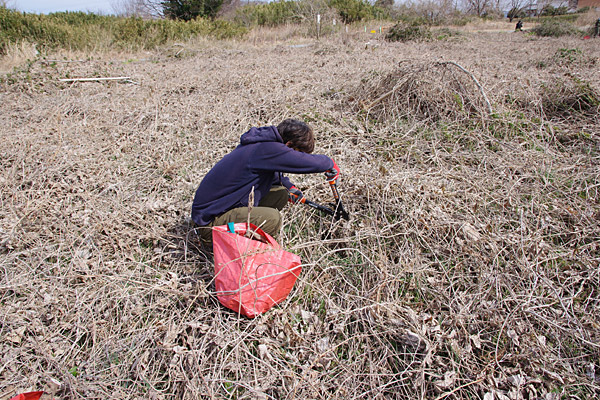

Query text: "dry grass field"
[1, 26, 599, 399]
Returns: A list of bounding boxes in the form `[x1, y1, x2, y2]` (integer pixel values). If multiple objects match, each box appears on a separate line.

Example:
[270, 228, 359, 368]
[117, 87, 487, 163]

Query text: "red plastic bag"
[9, 392, 44, 400]
[212, 223, 301, 318]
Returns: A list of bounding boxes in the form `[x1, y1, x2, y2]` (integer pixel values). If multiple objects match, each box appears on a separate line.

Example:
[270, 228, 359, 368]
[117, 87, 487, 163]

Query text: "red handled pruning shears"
[300, 180, 349, 221]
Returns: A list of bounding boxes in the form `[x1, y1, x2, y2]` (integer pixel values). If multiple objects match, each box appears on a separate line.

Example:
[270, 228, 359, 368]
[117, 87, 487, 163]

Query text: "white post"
[317, 14, 321, 40]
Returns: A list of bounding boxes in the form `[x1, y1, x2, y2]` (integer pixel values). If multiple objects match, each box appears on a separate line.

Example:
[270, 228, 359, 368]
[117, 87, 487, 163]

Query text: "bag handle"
[240, 223, 279, 247]
[214, 222, 279, 248]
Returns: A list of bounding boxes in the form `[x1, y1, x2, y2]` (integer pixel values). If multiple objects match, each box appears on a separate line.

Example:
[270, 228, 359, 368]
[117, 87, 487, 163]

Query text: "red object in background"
[583, 35, 591, 39]
[212, 223, 302, 318]
[9, 392, 44, 400]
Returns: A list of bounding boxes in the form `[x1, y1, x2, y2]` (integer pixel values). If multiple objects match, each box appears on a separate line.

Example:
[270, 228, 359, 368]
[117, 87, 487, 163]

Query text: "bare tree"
[462, 0, 493, 16]
[111, 0, 164, 18]
[394, 0, 459, 24]
[415, 0, 458, 23]
[504, 0, 527, 21]
[218, 0, 242, 18]
[296, 0, 331, 23]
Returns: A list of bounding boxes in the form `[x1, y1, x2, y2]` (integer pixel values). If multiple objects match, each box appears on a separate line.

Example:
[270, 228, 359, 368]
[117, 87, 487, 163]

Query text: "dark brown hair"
[277, 119, 315, 154]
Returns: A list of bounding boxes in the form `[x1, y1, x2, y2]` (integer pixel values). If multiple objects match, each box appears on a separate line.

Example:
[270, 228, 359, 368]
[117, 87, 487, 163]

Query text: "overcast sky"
[14, 0, 115, 14]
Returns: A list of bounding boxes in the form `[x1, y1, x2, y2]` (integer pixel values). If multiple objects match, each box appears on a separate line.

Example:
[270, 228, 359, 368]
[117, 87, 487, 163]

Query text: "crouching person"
[191, 119, 339, 246]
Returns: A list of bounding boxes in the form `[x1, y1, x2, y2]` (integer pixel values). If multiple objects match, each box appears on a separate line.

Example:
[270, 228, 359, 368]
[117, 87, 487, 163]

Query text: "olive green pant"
[198, 186, 288, 246]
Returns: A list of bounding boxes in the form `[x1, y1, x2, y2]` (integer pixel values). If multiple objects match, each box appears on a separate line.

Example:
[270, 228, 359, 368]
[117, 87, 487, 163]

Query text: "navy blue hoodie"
[191, 126, 333, 226]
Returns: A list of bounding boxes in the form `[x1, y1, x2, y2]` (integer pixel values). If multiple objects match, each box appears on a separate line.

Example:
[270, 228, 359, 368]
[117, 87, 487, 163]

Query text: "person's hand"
[324, 159, 340, 183]
[288, 186, 304, 204]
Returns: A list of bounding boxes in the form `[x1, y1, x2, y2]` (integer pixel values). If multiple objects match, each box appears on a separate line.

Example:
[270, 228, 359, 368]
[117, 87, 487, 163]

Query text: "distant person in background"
[595, 18, 600, 37]
[515, 20, 523, 31]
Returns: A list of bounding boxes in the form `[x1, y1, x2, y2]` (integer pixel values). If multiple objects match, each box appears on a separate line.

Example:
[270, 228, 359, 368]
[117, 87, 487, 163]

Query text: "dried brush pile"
[351, 60, 492, 124]
[385, 22, 432, 42]
[510, 51, 600, 125]
[1, 30, 599, 400]
[531, 19, 582, 37]
[538, 74, 600, 119]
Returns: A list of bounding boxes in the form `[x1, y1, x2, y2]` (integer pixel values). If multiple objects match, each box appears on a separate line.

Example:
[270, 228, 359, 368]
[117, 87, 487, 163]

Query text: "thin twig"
[438, 60, 493, 115]
[58, 76, 134, 83]
[433, 378, 484, 400]
[246, 186, 255, 238]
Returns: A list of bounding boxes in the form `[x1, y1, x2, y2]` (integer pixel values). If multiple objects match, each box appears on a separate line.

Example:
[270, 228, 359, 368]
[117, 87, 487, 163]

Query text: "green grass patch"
[523, 13, 579, 24]
[540, 75, 600, 117]
[385, 21, 432, 42]
[234, 0, 302, 27]
[0, 7, 246, 55]
[530, 18, 582, 37]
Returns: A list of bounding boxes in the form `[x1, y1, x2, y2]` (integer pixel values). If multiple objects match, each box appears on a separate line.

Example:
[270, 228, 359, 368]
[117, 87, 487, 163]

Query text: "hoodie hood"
[240, 126, 283, 145]
[192, 124, 333, 226]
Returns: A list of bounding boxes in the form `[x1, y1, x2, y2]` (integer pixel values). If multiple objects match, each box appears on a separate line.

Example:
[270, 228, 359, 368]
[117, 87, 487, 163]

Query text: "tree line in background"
[109, 0, 585, 26]
[0, 0, 591, 55]
[0, 0, 586, 28]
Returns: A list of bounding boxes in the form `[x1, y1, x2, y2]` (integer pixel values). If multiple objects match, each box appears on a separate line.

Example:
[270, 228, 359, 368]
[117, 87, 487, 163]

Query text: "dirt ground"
[1, 29, 599, 399]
